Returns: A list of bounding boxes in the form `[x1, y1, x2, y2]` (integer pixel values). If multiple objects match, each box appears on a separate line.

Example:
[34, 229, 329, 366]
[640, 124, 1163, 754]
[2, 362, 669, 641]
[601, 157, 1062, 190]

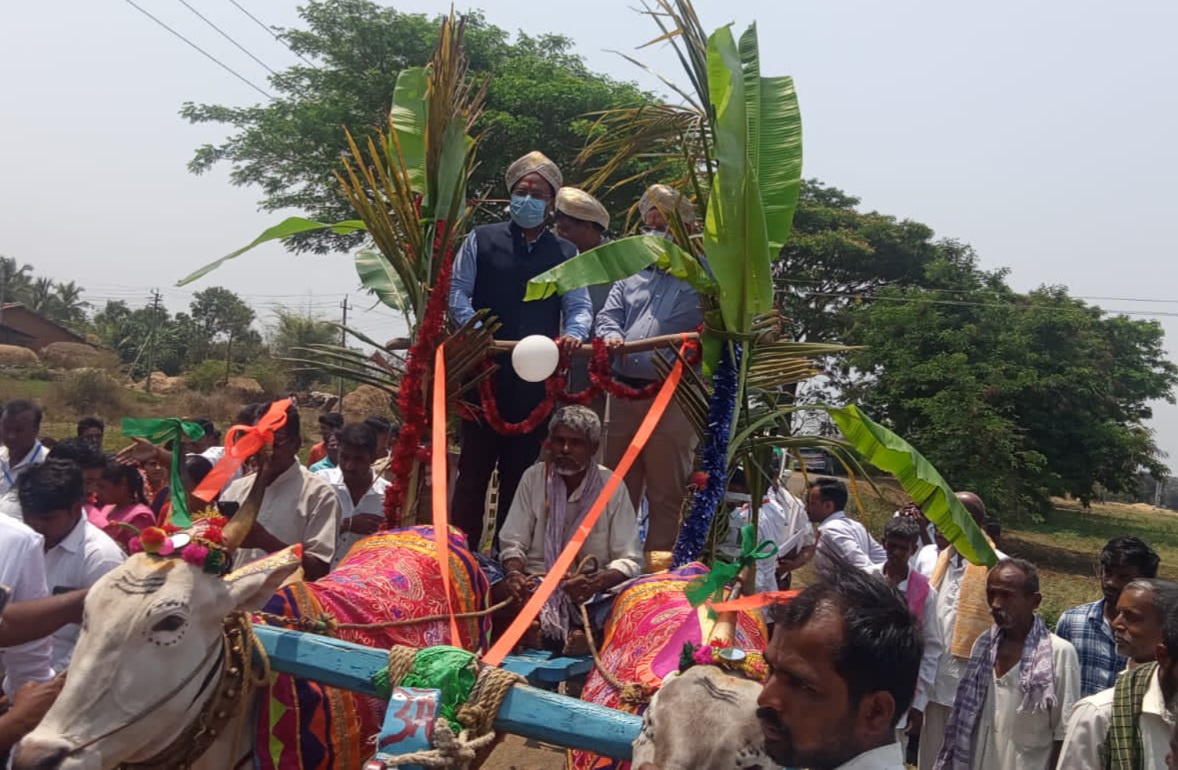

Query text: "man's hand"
[905, 708, 924, 736]
[240, 522, 284, 553]
[347, 514, 383, 536]
[504, 571, 531, 606]
[556, 335, 582, 355]
[115, 437, 166, 466]
[561, 574, 598, 605]
[9, 677, 65, 732]
[603, 337, 624, 351]
[776, 544, 816, 576]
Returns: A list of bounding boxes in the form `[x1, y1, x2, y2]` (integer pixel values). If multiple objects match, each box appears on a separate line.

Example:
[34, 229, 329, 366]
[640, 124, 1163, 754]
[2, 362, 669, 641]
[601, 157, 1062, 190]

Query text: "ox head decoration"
[14, 461, 301, 770]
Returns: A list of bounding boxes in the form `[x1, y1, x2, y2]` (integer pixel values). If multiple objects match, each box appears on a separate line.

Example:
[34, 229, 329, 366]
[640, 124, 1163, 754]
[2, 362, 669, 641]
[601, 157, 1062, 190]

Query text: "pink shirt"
[93, 503, 156, 550]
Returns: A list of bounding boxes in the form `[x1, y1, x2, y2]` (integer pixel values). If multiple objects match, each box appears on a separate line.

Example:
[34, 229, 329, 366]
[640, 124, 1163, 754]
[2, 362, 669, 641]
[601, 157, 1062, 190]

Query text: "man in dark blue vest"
[448, 151, 592, 550]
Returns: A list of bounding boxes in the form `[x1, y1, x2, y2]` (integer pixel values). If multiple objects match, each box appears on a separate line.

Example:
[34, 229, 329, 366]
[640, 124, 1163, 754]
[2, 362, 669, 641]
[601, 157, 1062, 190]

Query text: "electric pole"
[145, 289, 162, 394]
[337, 295, 349, 408]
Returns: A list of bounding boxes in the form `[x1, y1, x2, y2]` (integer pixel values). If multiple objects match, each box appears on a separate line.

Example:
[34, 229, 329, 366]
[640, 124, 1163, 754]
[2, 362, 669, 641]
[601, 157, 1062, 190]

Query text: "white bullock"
[12, 474, 298, 770]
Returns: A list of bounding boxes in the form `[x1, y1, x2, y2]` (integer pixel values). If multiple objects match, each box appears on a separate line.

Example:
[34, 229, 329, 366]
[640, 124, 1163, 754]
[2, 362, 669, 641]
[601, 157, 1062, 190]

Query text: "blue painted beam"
[499, 648, 594, 683]
[253, 625, 640, 759]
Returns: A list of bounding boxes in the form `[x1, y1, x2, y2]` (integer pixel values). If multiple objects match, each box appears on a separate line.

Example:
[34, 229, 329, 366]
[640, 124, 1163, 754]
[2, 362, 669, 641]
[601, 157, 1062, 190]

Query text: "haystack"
[341, 384, 393, 423]
[0, 345, 39, 367]
[41, 342, 117, 370]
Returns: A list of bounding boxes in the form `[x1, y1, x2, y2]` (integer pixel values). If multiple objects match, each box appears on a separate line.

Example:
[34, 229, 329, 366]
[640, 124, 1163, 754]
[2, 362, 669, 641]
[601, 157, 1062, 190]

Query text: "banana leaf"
[388, 67, 428, 199]
[177, 217, 365, 286]
[702, 26, 773, 335]
[524, 234, 716, 301]
[355, 247, 413, 323]
[739, 25, 802, 253]
[828, 404, 997, 567]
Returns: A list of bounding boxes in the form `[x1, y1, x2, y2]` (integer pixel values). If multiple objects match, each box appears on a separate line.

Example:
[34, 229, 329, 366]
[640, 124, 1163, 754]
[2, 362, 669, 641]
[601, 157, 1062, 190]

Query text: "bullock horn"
[220, 448, 271, 553]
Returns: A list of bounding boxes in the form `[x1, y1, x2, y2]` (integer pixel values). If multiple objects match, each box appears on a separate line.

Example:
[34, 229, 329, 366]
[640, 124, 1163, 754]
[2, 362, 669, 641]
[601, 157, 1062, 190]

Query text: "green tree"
[844, 278, 1178, 517]
[92, 299, 189, 377]
[53, 281, 89, 326]
[188, 287, 257, 382]
[268, 308, 340, 390]
[181, 0, 650, 253]
[0, 256, 33, 306]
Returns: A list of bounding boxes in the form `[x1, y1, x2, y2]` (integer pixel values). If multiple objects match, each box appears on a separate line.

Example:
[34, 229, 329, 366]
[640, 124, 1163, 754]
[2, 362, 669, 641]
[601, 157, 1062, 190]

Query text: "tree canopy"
[0, 255, 89, 329]
[182, 0, 651, 253]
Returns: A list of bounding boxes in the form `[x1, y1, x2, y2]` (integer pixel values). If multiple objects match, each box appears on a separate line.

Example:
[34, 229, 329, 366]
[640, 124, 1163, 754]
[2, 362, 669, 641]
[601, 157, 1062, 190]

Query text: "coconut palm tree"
[53, 280, 90, 326]
[0, 255, 33, 307]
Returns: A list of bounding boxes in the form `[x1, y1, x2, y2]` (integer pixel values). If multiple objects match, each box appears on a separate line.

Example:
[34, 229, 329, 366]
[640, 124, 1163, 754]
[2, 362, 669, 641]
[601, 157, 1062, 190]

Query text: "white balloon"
[512, 334, 560, 382]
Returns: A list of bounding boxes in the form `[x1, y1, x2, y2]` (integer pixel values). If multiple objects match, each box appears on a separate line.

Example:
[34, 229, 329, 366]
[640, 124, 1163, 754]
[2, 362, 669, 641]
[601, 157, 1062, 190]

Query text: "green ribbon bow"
[121, 417, 206, 527]
[685, 524, 776, 607]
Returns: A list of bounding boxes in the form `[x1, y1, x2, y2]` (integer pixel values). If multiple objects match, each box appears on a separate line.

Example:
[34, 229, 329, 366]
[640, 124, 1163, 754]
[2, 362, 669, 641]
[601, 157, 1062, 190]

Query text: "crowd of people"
[2, 147, 1178, 770]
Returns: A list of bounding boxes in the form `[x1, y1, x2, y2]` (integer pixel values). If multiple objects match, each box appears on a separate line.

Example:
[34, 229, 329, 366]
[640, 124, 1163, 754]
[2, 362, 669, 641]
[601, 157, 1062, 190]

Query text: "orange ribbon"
[483, 341, 689, 667]
[193, 398, 292, 502]
[710, 590, 800, 613]
[432, 345, 461, 644]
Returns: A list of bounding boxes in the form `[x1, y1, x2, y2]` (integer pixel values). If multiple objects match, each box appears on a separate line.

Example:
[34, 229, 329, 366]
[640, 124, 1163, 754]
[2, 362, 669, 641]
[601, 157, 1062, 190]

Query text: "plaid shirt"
[1055, 598, 1125, 697]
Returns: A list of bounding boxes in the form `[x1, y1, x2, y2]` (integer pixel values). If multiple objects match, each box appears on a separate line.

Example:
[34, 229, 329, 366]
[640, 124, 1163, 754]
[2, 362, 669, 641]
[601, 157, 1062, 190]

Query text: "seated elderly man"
[498, 405, 642, 655]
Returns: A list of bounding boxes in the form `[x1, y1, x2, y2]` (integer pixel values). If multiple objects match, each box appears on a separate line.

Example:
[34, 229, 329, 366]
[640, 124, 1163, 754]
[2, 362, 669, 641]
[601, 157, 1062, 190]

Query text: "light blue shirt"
[447, 230, 593, 340]
[594, 267, 703, 381]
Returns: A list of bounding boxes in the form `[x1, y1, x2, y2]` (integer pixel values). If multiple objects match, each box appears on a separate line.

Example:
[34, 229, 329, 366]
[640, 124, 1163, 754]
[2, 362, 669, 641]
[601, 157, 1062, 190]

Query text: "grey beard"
[554, 462, 586, 476]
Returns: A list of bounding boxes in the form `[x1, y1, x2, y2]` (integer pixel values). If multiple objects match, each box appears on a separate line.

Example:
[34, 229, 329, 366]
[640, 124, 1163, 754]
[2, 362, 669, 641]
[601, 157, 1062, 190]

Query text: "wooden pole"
[382, 331, 700, 357]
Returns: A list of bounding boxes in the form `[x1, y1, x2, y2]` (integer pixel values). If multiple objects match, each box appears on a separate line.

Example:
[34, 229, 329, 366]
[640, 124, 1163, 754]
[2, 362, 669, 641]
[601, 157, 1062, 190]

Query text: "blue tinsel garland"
[672, 342, 741, 566]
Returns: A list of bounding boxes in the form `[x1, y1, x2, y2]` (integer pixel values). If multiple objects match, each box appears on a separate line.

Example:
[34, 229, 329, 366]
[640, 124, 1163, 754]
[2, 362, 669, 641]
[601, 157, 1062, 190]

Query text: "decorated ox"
[13, 474, 488, 770]
[571, 563, 768, 770]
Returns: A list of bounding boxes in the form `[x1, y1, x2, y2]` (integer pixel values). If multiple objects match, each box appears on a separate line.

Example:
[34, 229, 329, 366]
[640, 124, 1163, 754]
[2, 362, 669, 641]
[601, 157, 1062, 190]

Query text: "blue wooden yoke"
[253, 625, 640, 760]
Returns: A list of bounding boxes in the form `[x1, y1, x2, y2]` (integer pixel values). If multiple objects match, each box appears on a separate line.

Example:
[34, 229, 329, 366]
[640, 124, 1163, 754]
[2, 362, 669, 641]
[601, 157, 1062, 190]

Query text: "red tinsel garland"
[458, 335, 702, 436]
[382, 223, 456, 529]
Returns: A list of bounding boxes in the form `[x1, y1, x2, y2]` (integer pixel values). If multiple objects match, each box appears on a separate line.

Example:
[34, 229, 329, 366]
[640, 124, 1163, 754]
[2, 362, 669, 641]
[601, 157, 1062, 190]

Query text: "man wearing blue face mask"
[449, 151, 592, 551]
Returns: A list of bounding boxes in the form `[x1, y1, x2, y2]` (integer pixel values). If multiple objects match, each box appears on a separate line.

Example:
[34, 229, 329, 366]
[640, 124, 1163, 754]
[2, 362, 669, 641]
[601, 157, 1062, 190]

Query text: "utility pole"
[145, 289, 162, 394]
[337, 295, 349, 408]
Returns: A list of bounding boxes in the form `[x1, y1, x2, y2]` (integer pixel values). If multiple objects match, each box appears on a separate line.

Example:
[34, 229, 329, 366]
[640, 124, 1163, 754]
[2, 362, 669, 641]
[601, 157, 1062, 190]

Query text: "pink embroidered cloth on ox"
[569, 562, 768, 770]
[254, 526, 491, 770]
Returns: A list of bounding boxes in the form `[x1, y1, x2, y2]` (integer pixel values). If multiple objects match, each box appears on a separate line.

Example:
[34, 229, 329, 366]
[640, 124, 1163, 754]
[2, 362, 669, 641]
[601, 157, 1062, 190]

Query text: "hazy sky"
[3, 1, 1177, 464]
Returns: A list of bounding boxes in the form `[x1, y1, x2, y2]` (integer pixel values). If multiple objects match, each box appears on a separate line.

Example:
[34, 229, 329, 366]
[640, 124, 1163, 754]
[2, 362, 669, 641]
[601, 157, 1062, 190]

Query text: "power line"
[120, 0, 273, 100]
[225, 0, 319, 69]
[173, 0, 279, 76]
[802, 290, 1178, 319]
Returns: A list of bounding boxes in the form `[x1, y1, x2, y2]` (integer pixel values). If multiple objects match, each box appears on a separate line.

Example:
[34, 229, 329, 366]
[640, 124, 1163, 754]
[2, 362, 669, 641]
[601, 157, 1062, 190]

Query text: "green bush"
[246, 360, 291, 397]
[45, 368, 125, 417]
[186, 360, 227, 393]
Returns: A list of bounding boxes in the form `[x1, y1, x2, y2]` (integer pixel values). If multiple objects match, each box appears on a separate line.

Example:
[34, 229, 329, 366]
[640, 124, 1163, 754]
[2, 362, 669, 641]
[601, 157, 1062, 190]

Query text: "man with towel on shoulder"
[933, 558, 1080, 770]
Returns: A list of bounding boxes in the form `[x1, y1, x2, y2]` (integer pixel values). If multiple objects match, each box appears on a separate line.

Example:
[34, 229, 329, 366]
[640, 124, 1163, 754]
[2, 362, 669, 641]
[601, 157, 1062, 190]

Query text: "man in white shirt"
[0, 399, 47, 521]
[219, 402, 341, 580]
[758, 566, 920, 769]
[933, 559, 1079, 770]
[0, 515, 54, 696]
[920, 492, 1007, 770]
[499, 406, 641, 652]
[17, 459, 124, 671]
[1057, 579, 1178, 769]
[870, 516, 945, 754]
[806, 477, 886, 572]
[720, 462, 813, 594]
[315, 422, 390, 568]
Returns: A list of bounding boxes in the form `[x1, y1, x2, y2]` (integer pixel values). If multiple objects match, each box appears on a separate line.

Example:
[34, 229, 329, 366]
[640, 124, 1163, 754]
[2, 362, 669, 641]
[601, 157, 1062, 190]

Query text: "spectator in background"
[1055, 536, 1160, 697]
[806, 477, 886, 572]
[19, 459, 125, 671]
[219, 402, 340, 580]
[0, 399, 47, 521]
[75, 416, 104, 449]
[309, 429, 340, 473]
[367, 416, 400, 482]
[306, 412, 343, 468]
[554, 187, 612, 423]
[595, 184, 704, 557]
[316, 422, 390, 568]
[933, 559, 1079, 770]
[870, 516, 944, 759]
[1058, 579, 1178, 768]
[0, 513, 54, 696]
[95, 461, 155, 551]
[46, 438, 106, 523]
[920, 491, 1007, 769]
